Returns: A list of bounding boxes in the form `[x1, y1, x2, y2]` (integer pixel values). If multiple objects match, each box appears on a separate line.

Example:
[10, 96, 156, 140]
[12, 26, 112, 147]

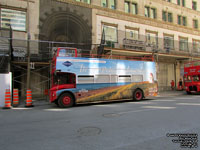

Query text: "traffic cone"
[25, 89, 34, 107]
[12, 89, 19, 107]
[3, 89, 11, 109]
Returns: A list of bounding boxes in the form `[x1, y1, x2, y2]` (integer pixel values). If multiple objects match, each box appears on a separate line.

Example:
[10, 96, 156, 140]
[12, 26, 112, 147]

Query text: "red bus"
[184, 60, 200, 94]
[50, 47, 158, 108]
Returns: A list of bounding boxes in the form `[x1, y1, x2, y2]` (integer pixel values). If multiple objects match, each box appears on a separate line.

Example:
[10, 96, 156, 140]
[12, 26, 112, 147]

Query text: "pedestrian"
[171, 80, 175, 90]
[179, 78, 183, 90]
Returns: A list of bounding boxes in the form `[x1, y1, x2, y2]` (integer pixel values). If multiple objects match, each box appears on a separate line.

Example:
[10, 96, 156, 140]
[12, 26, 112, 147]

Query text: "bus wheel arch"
[133, 88, 144, 101]
[58, 92, 76, 108]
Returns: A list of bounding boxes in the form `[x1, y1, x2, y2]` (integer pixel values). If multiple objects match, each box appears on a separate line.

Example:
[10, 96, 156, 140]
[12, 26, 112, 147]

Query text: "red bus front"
[50, 47, 77, 103]
[184, 61, 200, 94]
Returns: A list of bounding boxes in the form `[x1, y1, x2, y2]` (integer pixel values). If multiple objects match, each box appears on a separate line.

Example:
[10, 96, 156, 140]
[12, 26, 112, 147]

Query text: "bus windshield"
[59, 48, 76, 57]
[193, 75, 200, 82]
[184, 75, 192, 82]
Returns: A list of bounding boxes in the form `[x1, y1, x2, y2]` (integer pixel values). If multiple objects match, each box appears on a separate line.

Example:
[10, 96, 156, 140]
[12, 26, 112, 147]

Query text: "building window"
[182, 0, 185, 7]
[145, 7, 150, 17]
[168, 12, 173, 22]
[162, 11, 173, 23]
[0, 8, 26, 31]
[150, 8, 156, 19]
[192, 1, 197, 10]
[177, 0, 185, 6]
[178, 15, 181, 25]
[193, 40, 200, 53]
[177, 0, 181, 5]
[162, 11, 167, 21]
[103, 24, 118, 43]
[179, 37, 188, 51]
[132, 3, 138, 15]
[145, 6, 156, 19]
[164, 35, 174, 50]
[182, 16, 187, 26]
[193, 19, 198, 29]
[125, 1, 130, 13]
[146, 32, 158, 46]
[178, 15, 187, 26]
[110, 0, 116, 10]
[125, 28, 139, 40]
[101, 0, 107, 7]
[76, 0, 90, 4]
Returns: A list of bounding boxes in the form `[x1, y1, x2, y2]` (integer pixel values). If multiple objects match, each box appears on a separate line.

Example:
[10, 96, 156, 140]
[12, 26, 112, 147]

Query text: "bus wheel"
[133, 89, 143, 101]
[186, 91, 191, 95]
[58, 93, 74, 108]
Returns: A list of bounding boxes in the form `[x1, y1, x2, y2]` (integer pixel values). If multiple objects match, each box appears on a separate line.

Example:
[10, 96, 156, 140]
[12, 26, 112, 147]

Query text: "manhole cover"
[77, 127, 101, 136]
[102, 113, 121, 118]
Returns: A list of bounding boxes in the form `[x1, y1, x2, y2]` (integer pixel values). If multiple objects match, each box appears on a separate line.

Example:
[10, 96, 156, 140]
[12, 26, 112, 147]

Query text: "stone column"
[116, 0, 124, 11]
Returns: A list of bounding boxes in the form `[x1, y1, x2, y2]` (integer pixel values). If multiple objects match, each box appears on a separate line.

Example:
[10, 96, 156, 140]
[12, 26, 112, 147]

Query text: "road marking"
[154, 100, 176, 102]
[94, 104, 120, 107]
[141, 106, 176, 109]
[12, 108, 33, 110]
[177, 103, 200, 106]
[174, 97, 196, 100]
[113, 107, 174, 115]
[44, 108, 71, 112]
[128, 102, 154, 104]
[117, 108, 159, 115]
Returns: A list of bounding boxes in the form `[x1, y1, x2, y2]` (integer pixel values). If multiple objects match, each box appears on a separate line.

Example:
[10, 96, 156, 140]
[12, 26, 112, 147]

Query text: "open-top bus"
[50, 47, 158, 107]
[184, 60, 200, 94]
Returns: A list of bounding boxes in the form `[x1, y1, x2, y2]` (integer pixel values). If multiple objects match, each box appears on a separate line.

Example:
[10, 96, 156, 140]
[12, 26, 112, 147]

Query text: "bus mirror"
[54, 70, 61, 75]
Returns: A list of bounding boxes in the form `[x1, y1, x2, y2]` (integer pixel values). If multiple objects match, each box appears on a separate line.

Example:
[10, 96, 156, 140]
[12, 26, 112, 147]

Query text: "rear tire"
[133, 89, 143, 101]
[58, 93, 74, 108]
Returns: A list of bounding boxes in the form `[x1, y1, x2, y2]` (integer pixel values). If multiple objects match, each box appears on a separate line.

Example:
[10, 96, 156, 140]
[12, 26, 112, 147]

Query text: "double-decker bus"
[184, 60, 200, 94]
[50, 47, 158, 108]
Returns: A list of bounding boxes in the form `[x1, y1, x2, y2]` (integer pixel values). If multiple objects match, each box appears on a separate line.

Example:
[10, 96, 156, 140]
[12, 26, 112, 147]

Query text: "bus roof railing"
[78, 53, 154, 62]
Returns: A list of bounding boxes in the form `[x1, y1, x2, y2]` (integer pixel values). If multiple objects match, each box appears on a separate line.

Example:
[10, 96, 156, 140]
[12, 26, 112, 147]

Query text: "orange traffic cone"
[3, 89, 11, 109]
[12, 89, 19, 107]
[25, 89, 34, 107]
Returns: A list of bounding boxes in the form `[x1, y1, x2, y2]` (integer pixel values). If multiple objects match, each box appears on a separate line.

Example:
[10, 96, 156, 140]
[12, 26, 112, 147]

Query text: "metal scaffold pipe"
[26, 0, 31, 90]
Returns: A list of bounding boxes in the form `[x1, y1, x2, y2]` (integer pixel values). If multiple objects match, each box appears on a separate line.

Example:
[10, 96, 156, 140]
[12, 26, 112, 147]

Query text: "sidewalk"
[157, 90, 186, 97]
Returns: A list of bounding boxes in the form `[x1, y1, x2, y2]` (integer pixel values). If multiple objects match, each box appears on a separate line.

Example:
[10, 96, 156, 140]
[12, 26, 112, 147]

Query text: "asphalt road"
[0, 94, 199, 150]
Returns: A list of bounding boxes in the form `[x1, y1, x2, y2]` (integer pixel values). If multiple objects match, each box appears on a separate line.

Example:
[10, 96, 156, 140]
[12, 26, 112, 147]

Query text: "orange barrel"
[3, 89, 11, 109]
[25, 89, 34, 107]
[12, 89, 19, 107]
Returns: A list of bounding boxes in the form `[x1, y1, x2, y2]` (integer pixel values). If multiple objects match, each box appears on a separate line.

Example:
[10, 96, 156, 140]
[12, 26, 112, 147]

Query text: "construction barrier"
[12, 89, 19, 107]
[25, 89, 34, 107]
[3, 89, 11, 109]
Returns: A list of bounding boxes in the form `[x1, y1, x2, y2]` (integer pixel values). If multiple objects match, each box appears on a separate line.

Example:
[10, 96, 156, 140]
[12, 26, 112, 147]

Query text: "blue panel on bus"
[56, 57, 157, 83]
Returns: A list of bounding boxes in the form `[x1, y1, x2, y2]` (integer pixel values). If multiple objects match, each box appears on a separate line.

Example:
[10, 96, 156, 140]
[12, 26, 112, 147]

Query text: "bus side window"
[78, 75, 94, 84]
[187, 76, 191, 81]
[132, 75, 143, 82]
[118, 75, 131, 83]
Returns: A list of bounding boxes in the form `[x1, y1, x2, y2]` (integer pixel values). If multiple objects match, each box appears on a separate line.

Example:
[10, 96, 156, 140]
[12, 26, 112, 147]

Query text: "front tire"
[133, 89, 143, 101]
[58, 93, 74, 108]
